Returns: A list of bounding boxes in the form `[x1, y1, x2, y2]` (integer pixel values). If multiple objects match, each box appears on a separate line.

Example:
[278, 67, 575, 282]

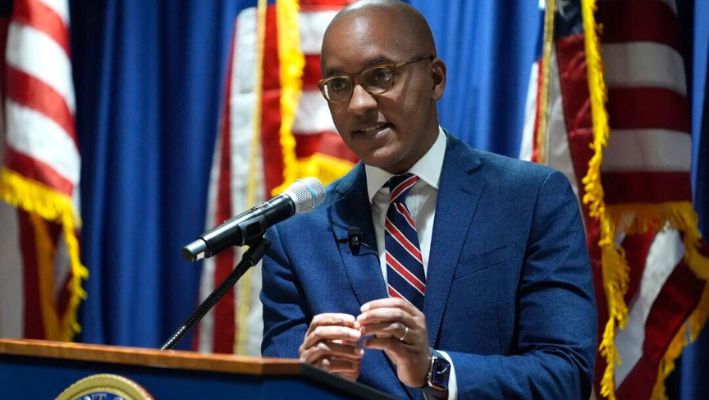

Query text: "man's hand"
[357, 298, 431, 387]
[299, 313, 363, 381]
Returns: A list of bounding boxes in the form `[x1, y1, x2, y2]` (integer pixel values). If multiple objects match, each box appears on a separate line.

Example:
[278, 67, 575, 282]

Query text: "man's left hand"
[356, 297, 431, 387]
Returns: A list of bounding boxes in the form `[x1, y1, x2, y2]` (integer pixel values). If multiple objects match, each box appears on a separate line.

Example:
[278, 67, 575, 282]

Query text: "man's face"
[321, 10, 445, 174]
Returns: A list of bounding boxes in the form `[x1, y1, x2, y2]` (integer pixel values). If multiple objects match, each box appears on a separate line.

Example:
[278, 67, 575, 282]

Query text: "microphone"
[338, 226, 373, 255]
[182, 177, 326, 261]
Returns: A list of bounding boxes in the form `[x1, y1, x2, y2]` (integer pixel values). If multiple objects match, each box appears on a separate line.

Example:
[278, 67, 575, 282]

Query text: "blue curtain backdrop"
[68, 1, 708, 398]
[71, 0, 244, 347]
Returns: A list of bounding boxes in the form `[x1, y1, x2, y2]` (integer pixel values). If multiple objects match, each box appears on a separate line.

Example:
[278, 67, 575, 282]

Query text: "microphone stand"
[161, 237, 271, 350]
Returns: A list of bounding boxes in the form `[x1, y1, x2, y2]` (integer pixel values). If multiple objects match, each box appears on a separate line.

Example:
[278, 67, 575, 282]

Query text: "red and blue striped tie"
[385, 173, 426, 311]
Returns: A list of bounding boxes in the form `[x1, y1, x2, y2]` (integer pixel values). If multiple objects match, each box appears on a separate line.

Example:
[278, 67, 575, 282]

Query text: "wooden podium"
[0, 339, 394, 399]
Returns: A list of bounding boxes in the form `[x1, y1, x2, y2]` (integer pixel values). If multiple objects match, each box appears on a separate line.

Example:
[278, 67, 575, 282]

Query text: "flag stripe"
[6, 65, 76, 141]
[18, 210, 44, 338]
[12, 0, 70, 53]
[603, 171, 692, 204]
[4, 148, 74, 195]
[607, 87, 690, 133]
[603, 42, 687, 96]
[617, 259, 705, 398]
[294, 130, 357, 161]
[260, 7, 285, 196]
[519, 62, 538, 162]
[601, 129, 692, 172]
[6, 22, 75, 113]
[5, 101, 80, 185]
[298, 10, 337, 55]
[545, 48, 581, 195]
[597, 1, 681, 51]
[292, 90, 336, 133]
[211, 58, 238, 354]
[299, 0, 353, 10]
[653, 0, 678, 15]
[550, 33, 592, 197]
[36, 0, 70, 26]
[303, 54, 321, 88]
[619, 232, 655, 307]
[614, 230, 684, 384]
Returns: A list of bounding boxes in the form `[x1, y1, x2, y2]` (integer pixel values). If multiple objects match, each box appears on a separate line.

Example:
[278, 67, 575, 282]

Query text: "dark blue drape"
[71, 0, 242, 348]
[69, 1, 708, 397]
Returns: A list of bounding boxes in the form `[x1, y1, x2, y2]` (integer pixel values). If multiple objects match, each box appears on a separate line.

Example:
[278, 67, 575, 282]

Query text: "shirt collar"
[365, 127, 447, 202]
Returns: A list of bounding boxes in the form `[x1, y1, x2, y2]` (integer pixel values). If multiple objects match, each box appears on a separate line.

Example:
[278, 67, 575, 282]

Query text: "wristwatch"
[422, 349, 451, 400]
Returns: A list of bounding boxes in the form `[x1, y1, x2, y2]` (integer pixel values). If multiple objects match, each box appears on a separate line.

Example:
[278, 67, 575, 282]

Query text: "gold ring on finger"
[399, 325, 410, 343]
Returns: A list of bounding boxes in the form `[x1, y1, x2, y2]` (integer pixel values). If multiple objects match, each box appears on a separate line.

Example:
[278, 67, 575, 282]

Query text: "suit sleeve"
[260, 224, 310, 358]
[449, 170, 597, 400]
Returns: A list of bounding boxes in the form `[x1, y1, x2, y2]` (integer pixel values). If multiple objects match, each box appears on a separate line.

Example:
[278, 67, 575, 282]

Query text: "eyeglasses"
[317, 55, 434, 103]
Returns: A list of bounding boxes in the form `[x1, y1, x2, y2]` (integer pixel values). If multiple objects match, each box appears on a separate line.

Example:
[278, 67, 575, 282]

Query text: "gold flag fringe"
[273, 0, 304, 195]
[271, 0, 355, 195]
[579, 0, 626, 397]
[298, 154, 354, 186]
[0, 168, 88, 340]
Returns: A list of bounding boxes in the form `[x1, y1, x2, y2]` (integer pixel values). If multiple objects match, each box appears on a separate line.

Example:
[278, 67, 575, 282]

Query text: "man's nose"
[347, 84, 377, 116]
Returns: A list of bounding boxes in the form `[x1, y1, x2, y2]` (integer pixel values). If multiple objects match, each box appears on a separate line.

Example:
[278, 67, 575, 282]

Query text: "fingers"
[316, 355, 361, 374]
[356, 298, 424, 341]
[303, 313, 361, 348]
[357, 321, 411, 342]
[300, 339, 364, 363]
[360, 297, 420, 315]
[299, 313, 363, 381]
[356, 298, 431, 387]
[300, 338, 363, 380]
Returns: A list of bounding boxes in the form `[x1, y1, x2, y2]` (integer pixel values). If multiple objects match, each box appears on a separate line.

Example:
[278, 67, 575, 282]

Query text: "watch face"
[429, 356, 451, 390]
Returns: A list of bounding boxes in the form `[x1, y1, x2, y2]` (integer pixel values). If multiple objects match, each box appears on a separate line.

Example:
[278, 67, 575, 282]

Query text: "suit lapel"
[424, 135, 485, 346]
[329, 165, 388, 306]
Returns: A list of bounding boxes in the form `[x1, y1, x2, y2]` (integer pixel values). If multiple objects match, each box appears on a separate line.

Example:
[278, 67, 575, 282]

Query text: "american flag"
[0, 0, 86, 340]
[522, 0, 709, 398]
[194, 0, 355, 355]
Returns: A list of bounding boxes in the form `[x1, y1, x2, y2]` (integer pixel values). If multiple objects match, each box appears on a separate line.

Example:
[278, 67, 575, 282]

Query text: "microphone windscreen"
[284, 177, 326, 214]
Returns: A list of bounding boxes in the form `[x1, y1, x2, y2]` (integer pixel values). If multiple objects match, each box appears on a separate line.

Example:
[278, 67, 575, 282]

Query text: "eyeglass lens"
[324, 65, 395, 102]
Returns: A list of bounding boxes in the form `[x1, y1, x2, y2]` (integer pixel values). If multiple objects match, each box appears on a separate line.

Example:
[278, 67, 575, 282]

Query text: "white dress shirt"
[364, 127, 458, 399]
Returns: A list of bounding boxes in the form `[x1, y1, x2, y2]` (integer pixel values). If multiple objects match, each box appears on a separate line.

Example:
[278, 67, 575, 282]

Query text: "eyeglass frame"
[317, 55, 435, 103]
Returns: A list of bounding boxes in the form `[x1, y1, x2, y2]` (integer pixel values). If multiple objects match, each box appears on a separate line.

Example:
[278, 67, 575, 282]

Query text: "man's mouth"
[353, 123, 391, 135]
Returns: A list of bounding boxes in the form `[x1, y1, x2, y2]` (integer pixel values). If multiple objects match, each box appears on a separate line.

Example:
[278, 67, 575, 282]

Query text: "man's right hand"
[299, 313, 364, 381]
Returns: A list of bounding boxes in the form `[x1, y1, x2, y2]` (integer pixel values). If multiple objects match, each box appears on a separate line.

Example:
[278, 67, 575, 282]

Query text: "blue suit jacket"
[261, 134, 596, 399]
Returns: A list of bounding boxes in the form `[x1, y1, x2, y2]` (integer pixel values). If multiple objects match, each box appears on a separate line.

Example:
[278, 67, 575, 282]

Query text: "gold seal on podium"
[56, 373, 153, 400]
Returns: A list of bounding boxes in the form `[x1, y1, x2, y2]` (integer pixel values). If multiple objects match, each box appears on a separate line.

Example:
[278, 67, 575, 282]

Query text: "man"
[261, 1, 596, 399]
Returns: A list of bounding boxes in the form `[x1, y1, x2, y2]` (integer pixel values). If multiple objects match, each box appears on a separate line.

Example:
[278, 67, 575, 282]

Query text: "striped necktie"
[384, 173, 426, 311]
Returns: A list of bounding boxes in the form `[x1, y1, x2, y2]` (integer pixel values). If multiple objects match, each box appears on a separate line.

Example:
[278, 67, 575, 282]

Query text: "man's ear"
[431, 58, 446, 100]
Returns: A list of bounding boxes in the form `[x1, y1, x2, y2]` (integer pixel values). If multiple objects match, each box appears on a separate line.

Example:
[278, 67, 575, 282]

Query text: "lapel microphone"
[337, 226, 370, 255]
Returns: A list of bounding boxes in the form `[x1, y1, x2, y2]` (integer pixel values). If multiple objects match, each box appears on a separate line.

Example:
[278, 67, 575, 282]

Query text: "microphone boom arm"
[161, 237, 270, 350]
